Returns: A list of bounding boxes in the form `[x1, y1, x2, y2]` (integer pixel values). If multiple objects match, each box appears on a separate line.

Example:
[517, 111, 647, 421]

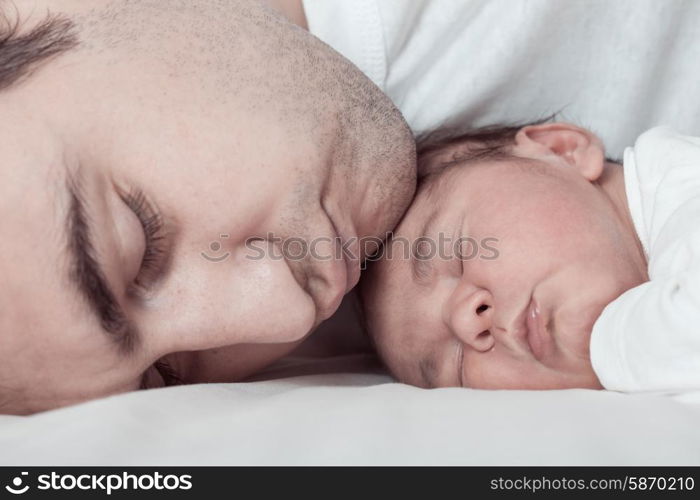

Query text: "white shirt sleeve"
[591, 264, 700, 392]
[590, 129, 700, 392]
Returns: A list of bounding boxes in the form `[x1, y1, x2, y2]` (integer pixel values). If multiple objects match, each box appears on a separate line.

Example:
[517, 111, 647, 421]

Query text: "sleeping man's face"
[0, 0, 415, 413]
[363, 123, 648, 390]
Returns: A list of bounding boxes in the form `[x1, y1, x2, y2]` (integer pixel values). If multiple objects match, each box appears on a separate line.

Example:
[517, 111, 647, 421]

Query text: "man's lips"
[326, 209, 361, 293]
[339, 233, 361, 293]
[305, 246, 347, 324]
[306, 210, 361, 323]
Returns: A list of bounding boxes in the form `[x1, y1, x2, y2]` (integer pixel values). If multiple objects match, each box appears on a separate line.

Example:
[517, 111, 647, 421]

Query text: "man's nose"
[146, 244, 318, 357]
[444, 286, 495, 352]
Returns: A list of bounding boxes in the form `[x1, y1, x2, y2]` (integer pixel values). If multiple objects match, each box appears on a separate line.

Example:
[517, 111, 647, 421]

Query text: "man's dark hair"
[0, 6, 78, 91]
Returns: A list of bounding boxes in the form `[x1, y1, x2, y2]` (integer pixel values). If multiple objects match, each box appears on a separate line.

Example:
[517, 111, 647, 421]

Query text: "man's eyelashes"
[139, 359, 185, 390]
[121, 187, 169, 293]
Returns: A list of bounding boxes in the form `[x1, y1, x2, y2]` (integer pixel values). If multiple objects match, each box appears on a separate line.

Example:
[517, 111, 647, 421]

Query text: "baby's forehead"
[416, 164, 464, 201]
[363, 172, 469, 384]
[363, 164, 473, 327]
[369, 169, 462, 283]
[365, 200, 442, 323]
[391, 166, 471, 245]
[364, 253, 447, 387]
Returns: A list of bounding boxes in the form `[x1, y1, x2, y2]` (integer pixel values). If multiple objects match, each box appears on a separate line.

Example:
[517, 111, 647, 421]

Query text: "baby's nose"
[444, 287, 495, 352]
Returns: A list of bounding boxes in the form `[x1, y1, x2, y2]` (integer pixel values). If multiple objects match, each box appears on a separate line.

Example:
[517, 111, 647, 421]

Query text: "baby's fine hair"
[415, 115, 555, 179]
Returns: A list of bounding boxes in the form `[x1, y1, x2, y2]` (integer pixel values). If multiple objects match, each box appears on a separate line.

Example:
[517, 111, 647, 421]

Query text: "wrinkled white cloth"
[303, 0, 700, 157]
[2, 370, 700, 464]
[591, 128, 700, 392]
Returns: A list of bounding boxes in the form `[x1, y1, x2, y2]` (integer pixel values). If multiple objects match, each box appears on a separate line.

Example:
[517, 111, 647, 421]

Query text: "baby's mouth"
[525, 297, 550, 362]
[512, 294, 552, 362]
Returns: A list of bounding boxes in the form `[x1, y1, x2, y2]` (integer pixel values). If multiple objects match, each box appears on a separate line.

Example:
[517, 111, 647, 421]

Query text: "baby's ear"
[514, 123, 605, 181]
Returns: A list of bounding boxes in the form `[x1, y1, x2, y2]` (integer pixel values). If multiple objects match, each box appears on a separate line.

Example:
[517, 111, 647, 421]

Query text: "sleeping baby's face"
[363, 123, 648, 390]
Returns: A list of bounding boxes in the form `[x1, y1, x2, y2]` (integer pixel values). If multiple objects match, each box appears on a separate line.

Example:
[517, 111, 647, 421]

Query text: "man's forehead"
[0, 213, 80, 348]
[0, 257, 119, 412]
[0, 136, 95, 364]
[0, 118, 69, 277]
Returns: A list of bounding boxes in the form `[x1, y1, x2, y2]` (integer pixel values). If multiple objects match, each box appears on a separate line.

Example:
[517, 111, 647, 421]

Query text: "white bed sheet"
[1, 356, 699, 465]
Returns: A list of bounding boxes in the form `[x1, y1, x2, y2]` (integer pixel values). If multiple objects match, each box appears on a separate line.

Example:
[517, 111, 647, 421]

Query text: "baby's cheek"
[462, 348, 532, 389]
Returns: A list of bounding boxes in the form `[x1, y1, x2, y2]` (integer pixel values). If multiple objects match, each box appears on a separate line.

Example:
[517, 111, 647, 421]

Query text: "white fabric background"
[304, 0, 700, 157]
[2, 367, 700, 465]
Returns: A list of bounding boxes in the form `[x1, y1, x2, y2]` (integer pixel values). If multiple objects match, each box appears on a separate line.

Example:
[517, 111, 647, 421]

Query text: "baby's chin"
[467, 367, 603, 391]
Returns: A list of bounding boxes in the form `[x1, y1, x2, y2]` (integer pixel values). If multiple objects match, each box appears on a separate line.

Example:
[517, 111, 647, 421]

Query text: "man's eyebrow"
[410, 211, 439, 287]
[65, 173, 138, 355]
